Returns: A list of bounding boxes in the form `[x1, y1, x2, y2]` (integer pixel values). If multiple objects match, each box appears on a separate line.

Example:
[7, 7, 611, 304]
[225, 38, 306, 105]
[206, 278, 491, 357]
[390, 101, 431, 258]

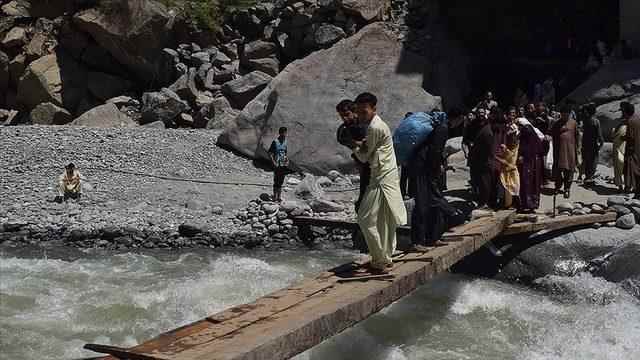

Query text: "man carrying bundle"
[352, 93, 407, 274]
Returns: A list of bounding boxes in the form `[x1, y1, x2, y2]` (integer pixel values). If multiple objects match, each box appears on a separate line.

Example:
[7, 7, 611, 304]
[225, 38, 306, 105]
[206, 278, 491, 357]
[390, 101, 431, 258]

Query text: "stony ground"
[0, 126, 276, 241]
[0, 125, 633, 251]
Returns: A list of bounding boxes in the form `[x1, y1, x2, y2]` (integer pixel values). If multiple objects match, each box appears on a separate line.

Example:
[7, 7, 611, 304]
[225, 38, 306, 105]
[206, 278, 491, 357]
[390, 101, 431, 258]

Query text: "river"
[1, 247, 639, 360]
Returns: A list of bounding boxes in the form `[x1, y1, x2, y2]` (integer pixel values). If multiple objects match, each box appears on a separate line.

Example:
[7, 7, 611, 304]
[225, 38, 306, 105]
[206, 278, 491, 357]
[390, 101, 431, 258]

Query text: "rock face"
[596, 94, 640, 140]
[29, 102, 72, 125]
[220, 23, 441, 173]
[16, 52, 87, 114]
[73, 0, 175, 85]
[566, 60, 640, 105]
[87, 72, 132, 101]
[70, 103, 137, 128]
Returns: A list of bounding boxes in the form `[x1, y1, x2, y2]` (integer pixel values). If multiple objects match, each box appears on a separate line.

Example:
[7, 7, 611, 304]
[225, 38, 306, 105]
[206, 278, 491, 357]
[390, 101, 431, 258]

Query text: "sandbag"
[393, 111, 447, 165]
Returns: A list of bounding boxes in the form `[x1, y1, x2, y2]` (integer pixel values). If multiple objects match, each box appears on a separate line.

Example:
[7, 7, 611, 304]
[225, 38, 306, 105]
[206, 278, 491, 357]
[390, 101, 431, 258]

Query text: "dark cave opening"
[439, 0, 621, 106]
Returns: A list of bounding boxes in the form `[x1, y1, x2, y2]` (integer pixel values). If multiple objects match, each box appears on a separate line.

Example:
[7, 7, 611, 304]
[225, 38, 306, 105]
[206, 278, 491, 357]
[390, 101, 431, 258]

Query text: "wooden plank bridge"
[85, 210, 616, 360]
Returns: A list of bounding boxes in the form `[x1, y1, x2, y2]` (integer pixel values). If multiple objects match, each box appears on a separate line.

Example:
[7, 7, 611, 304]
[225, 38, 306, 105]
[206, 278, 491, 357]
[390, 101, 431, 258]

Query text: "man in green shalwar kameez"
[352, 93, 407, 273]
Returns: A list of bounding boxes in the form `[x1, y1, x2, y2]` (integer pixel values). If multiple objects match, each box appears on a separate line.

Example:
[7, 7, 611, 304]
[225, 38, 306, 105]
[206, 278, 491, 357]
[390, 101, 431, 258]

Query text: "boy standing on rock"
[56, 163, 82, 202]
[352, 92, 407, 274]
[269, 127, 289, 202]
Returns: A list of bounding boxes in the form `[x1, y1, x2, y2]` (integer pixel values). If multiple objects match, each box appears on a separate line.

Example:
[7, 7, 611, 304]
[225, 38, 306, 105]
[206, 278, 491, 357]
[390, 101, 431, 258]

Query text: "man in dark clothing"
[470, 115, 495, 208]
[409, 119, 454, 250]
[580, 103, 604, 184]
[336, 99, 369, 252]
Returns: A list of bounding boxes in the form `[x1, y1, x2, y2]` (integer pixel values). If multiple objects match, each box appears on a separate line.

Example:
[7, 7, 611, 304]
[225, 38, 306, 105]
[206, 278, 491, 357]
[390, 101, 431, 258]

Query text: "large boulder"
[219, 23, 441, 173]
[168, 67, 199, 104]
[1, 26, 27, 48]
[140, 88, 189, 126]
[314, 23, 346, 48]
[595, 94, 640, 141]
[565, 60, 640, 105]
[0, 51, 8, 104]
[1, 0, 77, 18]
[87, 71, 132, 101]
[245, 57, 279, 77]
[70, 103, 137, 128]
[204, 96, 240, 129]
[221, 70, 272, 109]
[73, 0, 175, 85]
[340, 0, 389, 21]
[16, 52, 87, 114]
[29, 102, 72, 125]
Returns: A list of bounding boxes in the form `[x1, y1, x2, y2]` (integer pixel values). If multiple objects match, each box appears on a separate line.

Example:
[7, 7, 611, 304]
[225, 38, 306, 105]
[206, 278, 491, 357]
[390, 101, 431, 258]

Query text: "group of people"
[329, 90, 639, 274]
[463, 91, 640, 213]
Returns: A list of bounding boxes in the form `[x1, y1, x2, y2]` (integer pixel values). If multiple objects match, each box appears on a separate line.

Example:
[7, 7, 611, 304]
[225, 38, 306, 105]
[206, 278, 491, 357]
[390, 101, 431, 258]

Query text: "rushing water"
[1, 249, 639, 360]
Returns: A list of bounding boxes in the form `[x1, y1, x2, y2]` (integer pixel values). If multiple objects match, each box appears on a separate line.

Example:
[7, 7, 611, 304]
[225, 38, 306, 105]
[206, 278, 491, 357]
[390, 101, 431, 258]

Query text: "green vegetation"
[158, 0, 257, 31]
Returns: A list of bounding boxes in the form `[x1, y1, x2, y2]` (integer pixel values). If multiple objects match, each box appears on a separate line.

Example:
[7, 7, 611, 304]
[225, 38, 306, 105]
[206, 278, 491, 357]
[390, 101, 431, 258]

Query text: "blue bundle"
[393, 111, 447, 165]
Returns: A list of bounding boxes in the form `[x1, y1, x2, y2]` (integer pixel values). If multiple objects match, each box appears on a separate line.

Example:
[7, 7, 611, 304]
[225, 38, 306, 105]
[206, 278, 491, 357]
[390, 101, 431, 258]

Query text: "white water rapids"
[1, 249, 639, 360]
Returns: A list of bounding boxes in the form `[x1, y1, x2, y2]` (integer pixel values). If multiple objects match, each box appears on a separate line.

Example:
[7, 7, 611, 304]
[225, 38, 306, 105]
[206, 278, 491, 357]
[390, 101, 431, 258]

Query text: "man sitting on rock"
[56, 163, 82, 202]
[269, 127, 289, 202]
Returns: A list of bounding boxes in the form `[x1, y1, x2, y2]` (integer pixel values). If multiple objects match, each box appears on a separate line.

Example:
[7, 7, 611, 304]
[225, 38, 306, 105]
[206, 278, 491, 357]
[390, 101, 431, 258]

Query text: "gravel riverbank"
[0, 126, 356, 250]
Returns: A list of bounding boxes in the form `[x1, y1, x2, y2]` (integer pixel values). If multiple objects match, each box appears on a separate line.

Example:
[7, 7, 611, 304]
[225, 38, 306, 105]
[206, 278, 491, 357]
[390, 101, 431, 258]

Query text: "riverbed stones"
[607, 196, 628, 207]
[611, 204, 631, 216]
[616, 214, 636, 229]
[557, 202, 574, 212]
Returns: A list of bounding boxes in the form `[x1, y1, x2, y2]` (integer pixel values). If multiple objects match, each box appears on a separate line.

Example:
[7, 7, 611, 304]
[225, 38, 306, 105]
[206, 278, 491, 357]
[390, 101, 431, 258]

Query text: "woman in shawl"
[612, 118, 629, 192]
[494, 108, 521, 209]
[517, 118, 547, 212]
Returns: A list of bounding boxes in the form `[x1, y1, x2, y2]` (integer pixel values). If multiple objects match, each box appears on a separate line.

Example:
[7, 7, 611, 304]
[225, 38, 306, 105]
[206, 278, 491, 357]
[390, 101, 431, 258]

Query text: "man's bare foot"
[431, 240, 449, 247]
[408, 244, 431, 253]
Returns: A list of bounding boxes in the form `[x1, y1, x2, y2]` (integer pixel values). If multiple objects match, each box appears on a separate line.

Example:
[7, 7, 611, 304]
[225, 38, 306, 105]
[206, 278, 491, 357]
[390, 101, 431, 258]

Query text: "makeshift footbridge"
[84, 210, 616, 360]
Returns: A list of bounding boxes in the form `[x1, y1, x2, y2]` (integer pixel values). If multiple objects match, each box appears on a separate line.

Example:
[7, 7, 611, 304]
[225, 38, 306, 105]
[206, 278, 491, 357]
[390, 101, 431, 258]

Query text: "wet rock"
[616, 213, 636, 229]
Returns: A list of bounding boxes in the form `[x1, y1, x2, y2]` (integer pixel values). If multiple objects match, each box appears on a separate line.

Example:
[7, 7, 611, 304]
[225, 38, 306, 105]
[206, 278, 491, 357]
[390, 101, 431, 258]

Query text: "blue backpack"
[393, 111, 447, 165]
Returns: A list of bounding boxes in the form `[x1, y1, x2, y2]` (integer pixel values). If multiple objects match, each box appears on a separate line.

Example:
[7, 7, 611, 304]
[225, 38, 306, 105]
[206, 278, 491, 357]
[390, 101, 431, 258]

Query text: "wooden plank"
[501, 212, 616, 236]
[84, 344, 169, 360]
[90, 212, 515, 360]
